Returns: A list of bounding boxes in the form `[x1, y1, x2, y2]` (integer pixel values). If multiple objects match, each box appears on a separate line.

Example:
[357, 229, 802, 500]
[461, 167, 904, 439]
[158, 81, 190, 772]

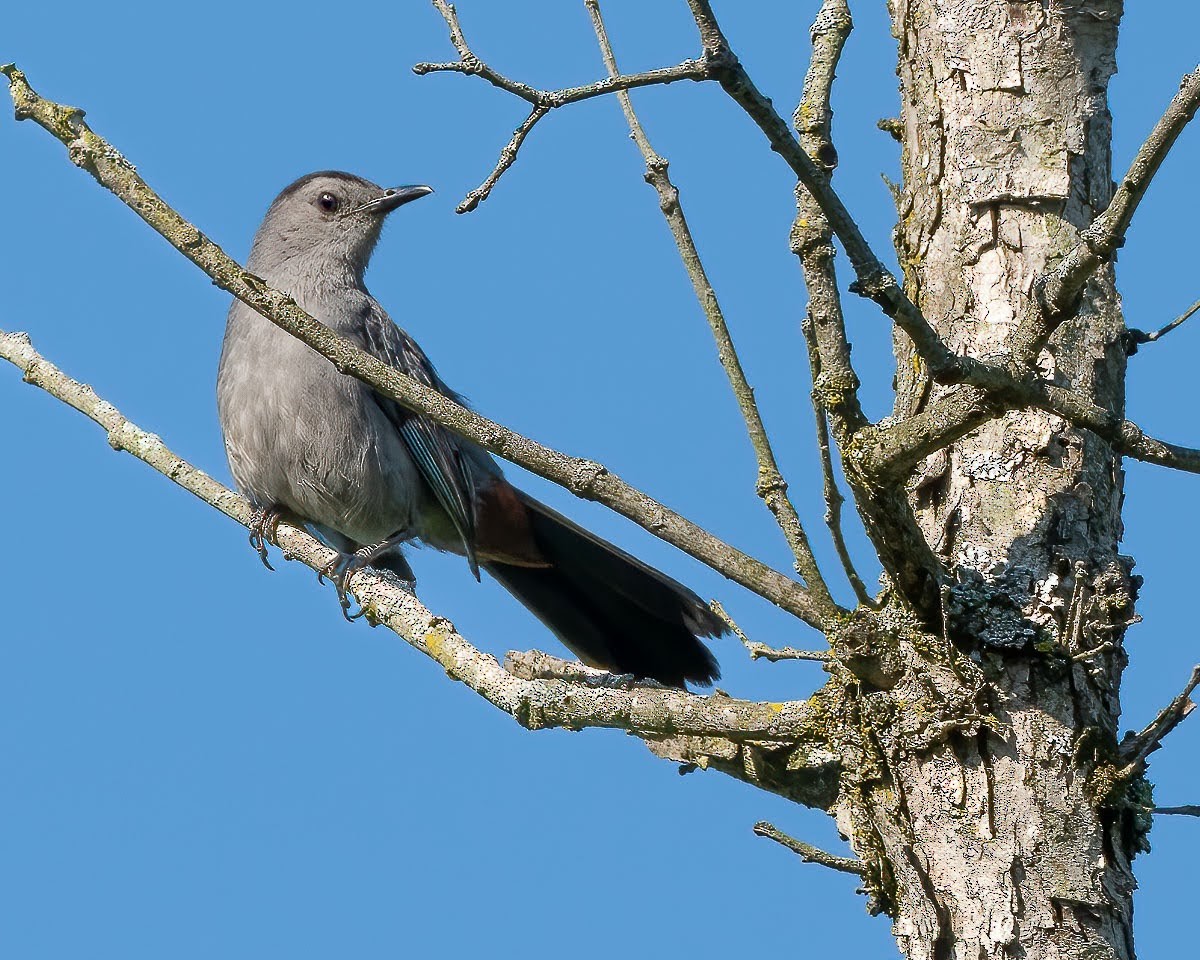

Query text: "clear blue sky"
[2, 2, 1197, 956]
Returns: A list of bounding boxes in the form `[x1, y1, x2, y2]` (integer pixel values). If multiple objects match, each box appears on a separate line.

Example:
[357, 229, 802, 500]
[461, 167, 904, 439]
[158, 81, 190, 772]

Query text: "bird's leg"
[248, 504, 287, 571]
[320, 532, 412, 622]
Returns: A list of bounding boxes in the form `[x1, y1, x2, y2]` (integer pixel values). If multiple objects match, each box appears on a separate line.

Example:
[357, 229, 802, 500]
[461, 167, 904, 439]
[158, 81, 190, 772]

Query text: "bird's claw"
[320, 550, 375, 622]
[248, 506, 285, 571]
[316, 556, 338, 586]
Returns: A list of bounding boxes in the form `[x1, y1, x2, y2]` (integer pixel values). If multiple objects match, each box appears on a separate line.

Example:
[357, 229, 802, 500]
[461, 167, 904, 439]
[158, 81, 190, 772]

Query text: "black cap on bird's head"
[248, 170, 433, 274]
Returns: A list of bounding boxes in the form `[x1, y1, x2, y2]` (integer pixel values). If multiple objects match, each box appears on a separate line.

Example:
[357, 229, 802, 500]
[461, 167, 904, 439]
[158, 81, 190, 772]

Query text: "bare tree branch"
[1154, 805, 1200, 817]
[0, 327, 844, 751]
[454, 105, 548, 214]
[753, 820, 864, 875]
[1118, 665, 1200, 767]
[746, 645, 834, 665]
[849, 388, 1000, 480]
[1020, 66, 1200, 353]
[0, 63, 833, 630]
[1124, 296, 1200, 354]
[414, 0, 708, 212]
[709, 601, 831, 663]
[856, 362, 1200, 482]
[413, 0, 707, 106]
[803, 316, 872, 606]
[504, 649, 634, 684]
[1036, 383, 1200, 475]
[792, 0, 874, 608]
[585, 0, 839, 618]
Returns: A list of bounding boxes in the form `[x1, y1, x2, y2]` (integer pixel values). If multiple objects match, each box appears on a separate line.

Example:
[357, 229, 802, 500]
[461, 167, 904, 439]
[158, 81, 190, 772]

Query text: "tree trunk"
[847, 1, 1143, 956]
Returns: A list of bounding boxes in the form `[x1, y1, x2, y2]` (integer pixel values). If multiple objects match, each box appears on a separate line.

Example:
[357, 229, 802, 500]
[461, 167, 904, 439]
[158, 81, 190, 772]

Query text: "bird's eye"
[317, 192, 340, 213]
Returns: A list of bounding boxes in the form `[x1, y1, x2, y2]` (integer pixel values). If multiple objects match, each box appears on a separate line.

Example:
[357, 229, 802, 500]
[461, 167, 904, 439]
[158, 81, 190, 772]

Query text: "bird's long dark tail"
[482, 493, 724, 687]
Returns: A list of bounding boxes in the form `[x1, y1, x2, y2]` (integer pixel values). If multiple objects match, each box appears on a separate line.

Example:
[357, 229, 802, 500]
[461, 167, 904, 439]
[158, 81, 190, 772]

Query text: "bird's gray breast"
[216, 295, 424, 546]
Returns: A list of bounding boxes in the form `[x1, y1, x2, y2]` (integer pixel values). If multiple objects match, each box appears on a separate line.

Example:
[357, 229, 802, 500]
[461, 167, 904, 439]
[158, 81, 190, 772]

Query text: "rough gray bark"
[869, 1, 1140, 955]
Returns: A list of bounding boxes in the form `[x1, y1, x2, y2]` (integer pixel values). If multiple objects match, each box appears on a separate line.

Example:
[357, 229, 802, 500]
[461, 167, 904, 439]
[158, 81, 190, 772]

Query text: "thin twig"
[709, 601, 831, 663]
[681, 0, 960, 382]
[412, 0, 543, 104]
[0, 328, 837, 747]
[1141, 297, 1200, 342]
[457, 105, 548, 214]
[1125, 296, 1200, 353]
[0, 63, 831, 631]
[585, 0, 839, 618]
[1118, 665, 1200, 766]
[415, 0, 708, 212]
[803, 319, 873, 607]
[1154, 805, 1200, 817]
[753, 821, 864, 876]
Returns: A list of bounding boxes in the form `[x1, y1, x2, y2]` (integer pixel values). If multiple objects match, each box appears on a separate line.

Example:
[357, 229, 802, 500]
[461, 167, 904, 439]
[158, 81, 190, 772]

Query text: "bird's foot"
[248, 505, 286, 571]
[318, 554, 368, 622]
[319, 539, 400, 623]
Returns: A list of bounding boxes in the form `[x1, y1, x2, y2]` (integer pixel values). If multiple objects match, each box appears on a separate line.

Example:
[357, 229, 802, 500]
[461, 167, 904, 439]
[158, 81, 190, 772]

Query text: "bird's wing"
[357, 302, 480, 579]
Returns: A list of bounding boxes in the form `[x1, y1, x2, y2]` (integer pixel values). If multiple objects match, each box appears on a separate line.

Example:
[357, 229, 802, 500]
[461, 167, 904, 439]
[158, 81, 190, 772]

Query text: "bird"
[217, 171, 723, 687]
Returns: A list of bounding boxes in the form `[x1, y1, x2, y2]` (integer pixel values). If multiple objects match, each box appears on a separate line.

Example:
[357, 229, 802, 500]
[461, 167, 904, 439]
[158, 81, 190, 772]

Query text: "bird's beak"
[356, 184, 435, 216]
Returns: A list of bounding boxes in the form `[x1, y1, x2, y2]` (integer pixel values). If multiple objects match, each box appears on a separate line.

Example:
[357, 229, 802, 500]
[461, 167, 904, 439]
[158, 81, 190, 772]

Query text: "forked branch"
[414, 0, 709, 212]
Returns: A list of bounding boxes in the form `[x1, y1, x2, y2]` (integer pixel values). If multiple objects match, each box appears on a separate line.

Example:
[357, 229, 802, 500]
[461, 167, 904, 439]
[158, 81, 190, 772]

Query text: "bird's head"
[248, 171, 433, 278]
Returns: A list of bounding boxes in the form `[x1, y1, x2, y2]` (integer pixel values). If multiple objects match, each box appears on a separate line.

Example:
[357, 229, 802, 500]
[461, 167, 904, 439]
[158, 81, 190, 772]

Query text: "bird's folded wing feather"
[356, 303, 480, 578]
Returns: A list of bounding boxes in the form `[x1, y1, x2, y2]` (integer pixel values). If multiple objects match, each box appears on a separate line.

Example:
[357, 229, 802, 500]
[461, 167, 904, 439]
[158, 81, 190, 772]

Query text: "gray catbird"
[217, 171, 723, 686]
